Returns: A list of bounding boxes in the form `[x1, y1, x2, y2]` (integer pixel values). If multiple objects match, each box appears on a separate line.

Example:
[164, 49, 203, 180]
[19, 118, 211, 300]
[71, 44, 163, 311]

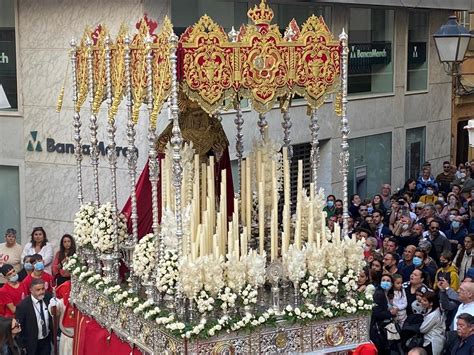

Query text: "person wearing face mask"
[370, 274, 397, 354]
[22, 254, 54, 295]
[454, 234, 474, 280]
[434, 251, 460, 292]
[17, 255, 34, 282]
[419, 185, 438, 205]
[446, 215, 468, 254]
[323, 195, 336, 220]
[0, 264, 26, 318]
[418, 290, 446, 355]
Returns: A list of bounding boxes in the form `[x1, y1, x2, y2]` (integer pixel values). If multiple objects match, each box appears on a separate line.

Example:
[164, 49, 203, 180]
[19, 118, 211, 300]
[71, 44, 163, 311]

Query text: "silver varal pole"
[258, 113, 267, 140]
[339, 30, 350, 237]
[234, 99, 244, 194]
[169, 32, 183, 260]
[70, 38, 84, 206]
[86, 37, 100, 208]
[124, 35, 139, 246]
[145, 36, 161, 244]
[282, 107, 292, 159]
[104, 35, 119, 282]
[169, 32, 185, 316]
[310, 109, 320, 189]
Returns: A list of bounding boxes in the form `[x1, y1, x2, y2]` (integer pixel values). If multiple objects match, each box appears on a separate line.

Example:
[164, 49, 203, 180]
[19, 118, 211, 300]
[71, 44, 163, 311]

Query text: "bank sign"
[349, 42, 392, 74]
[26, 131, 130, 158]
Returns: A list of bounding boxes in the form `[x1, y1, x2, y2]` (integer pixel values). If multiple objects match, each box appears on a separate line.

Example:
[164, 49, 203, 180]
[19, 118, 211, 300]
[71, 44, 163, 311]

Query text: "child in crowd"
[21, 253, 54, 293]
[392, 274, 407, 327]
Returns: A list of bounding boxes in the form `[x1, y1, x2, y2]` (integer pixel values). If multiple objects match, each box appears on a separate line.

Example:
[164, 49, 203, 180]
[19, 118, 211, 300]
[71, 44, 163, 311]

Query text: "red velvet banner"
[73, 310, 142, 355]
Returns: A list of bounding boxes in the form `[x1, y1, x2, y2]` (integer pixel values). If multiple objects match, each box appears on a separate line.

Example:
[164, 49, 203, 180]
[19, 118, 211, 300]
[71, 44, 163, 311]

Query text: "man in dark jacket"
[16, 278, 52, 355]
[448, 312, 474, 354]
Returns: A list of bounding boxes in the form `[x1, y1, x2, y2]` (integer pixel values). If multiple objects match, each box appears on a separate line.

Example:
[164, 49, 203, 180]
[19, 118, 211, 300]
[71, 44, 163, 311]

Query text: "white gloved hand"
[49, 298, 58, 308]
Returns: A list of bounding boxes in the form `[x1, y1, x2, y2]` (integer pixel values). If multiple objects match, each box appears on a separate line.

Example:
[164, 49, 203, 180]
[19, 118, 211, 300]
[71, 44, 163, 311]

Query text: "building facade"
[0, 0, 469, 244]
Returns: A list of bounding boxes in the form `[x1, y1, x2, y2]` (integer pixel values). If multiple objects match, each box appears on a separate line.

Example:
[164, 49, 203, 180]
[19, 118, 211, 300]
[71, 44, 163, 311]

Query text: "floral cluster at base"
[67, 247, 372, 341]
[156, 250, 179, 295]
[131, 233, 157, 282]
[90, 202, 128, 253]
[73, 202, 96, 248]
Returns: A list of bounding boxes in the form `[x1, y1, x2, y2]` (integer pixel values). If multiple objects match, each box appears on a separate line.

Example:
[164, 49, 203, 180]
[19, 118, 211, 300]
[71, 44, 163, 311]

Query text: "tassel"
[334, 91, 342, 117]
[56, 86, 65, 113]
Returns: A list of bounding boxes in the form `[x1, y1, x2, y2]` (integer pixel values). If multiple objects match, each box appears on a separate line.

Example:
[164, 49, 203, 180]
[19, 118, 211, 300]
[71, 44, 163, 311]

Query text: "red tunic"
[0, 283, 27, 317]
[22, 272, 54, 293]
[55, 281, 75, 328]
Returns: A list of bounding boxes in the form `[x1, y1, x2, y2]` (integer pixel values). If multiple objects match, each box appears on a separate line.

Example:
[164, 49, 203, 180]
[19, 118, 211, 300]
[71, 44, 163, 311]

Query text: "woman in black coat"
[370, 274, 397, 354]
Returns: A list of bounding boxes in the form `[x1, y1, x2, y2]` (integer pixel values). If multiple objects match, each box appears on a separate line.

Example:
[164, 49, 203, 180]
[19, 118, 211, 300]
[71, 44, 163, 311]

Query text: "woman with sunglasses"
[0, 317, 21, 355]
[21, 227, 54, 274]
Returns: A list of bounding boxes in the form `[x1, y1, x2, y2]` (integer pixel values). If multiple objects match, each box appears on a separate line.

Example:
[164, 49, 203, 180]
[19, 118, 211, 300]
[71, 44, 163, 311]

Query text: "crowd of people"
[322, 161, 474, 354]
[0, 227, 76, 355]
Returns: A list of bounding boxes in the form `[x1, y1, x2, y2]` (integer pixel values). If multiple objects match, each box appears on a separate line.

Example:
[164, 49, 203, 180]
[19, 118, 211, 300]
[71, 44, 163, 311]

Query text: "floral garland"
[68, 252, 373, 341]
[131, 233, 157, 282]
[91, 202, 127, 253]
[156, 250, 179, 295]
[73, 202, 96, 248]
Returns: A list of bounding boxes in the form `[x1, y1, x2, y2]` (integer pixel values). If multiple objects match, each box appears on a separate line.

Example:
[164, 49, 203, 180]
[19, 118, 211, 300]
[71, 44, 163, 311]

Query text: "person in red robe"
[0, 264, 27, 317]
[49, 280, 75, 354]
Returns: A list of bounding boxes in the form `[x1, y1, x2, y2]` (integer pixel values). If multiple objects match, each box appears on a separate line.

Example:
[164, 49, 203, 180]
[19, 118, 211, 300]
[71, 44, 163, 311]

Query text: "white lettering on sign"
[0, 52, 9, 64]
[350, 46, 387, 59]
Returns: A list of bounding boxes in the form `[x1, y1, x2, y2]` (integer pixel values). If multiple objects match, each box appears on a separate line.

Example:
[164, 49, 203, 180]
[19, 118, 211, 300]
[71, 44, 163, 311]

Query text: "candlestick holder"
[293, 281, 300, 308]
[267, 260, 283, 314]
[101, 252, 119, 284]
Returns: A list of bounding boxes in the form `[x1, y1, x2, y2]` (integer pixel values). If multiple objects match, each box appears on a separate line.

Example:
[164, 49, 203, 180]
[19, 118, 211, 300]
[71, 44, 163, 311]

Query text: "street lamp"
[433, 15, 471, 74]
[433, 16, 474, 148]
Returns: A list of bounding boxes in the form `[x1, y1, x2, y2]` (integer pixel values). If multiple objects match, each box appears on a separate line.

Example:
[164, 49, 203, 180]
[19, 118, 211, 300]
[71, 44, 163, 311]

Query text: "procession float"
[60, 1, 373, 353]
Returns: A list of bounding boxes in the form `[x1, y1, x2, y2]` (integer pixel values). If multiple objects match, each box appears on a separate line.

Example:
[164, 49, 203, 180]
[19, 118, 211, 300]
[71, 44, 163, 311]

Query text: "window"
[0, 165, 20, 240]
[348, 8, 394, 96]
[407, 12, 429, 92]
[0, 0, 17, 110]
[172, 0, 248, 36]
[269, 4, 332, 31]
[405, 127, 425, 180]
[348, 133, 392, 199]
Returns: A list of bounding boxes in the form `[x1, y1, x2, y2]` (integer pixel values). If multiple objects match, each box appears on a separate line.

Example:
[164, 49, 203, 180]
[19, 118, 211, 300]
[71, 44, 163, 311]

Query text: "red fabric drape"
[73, 310, 142, 355]
[121, 148, 234, 239]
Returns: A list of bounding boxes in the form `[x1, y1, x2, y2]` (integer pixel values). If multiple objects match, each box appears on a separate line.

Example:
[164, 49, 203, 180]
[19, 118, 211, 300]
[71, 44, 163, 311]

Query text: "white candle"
[258, 180, 265, 255]
[241, 159, 246, 225]
[201, 162, 207, 212]
[246, 156, 252, 231]
[316, 232, 321, 249]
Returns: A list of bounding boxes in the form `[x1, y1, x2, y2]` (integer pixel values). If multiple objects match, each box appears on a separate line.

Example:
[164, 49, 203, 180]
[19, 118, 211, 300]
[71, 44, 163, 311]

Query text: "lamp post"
[433, 15, 471, 159]
[433, 15, 471, 74]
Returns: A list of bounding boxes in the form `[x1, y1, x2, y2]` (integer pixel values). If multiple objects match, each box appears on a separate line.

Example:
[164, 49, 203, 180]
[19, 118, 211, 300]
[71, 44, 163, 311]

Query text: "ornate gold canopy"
[180, 0, 341, 114]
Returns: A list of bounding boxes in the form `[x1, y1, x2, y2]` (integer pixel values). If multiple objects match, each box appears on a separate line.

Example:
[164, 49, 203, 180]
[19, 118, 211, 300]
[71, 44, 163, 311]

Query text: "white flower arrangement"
[244, 250, 266, 287]
[283, 244, 307, 284]
[239, 284, 258, 307]
[74, 202, 96, 248]
[225, 254, 246, 292]
[156, 250, 179, 294]
[179, 257, 203, 299]
[201, 256, 224, 296]
[195, 290, 215, 313]
[91, 202, 127, 253]
[217, 287, 237, 311]
[131, 233, 157, 282]
[160, 204, 192, 251]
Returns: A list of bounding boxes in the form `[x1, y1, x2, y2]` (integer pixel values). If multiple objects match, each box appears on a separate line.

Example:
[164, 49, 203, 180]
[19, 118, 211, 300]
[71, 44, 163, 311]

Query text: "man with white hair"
[453, 281, 474, 330]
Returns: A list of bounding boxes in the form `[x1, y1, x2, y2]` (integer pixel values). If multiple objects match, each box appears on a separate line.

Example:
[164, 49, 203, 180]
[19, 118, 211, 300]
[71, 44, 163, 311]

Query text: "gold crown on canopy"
[247, 0, 274, 25]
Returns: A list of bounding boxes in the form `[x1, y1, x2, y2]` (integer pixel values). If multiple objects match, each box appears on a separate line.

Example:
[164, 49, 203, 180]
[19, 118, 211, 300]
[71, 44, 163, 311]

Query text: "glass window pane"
[405, 127, 426, 179]
[0, 165, 20, 241]
[172, 0, 248, 36]
[407, 12, 428, 91]
[0, 0, 17, 110]
[270, 4, 332, 31]
[348, 133, 392, 199]
[348, 8, 394, 96]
